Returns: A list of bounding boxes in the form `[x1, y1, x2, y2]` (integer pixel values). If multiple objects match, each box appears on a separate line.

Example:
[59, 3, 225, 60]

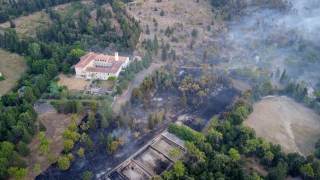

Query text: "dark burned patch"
[154, 159, 170, 174]
[133, 147, 171, 175]
[182, 88, 239, 131]
[199, 88, 239, 119]
[39, 67, 239, 179]
[108, 171, 125, 180]
[183, 117, 205, 131]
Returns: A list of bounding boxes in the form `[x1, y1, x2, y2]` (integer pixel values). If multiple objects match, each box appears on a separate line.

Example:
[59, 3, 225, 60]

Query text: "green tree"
[77, 147, 85, 158]
[106, 140, 120, 154]
[82, 170, 93, 180]
[63, 139, 74, 152]
[8, 167, 27, 180]
[38, 132, 50, 155]
[33, 163, 41, 175]
[228, 148, 240, 161]
[28, 43, 41, 59]
[300, 163, 314, 178]
[68, 48, 85, 64]
[57, 156, 71, 170]
[263, 151, 274, 164]
[173, 161, 185, 178]
[267, 162, 288, 180]
[16, 141, 30, 157]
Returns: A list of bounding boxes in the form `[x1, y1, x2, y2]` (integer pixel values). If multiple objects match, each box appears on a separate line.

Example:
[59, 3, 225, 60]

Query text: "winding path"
[112, 62, 164, 114]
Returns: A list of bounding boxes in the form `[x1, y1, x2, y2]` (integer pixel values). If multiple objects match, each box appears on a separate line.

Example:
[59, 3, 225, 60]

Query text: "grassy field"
[0, 11, 51, 38]
[245, 96, 320, 156]
[0, 49, 27, 96]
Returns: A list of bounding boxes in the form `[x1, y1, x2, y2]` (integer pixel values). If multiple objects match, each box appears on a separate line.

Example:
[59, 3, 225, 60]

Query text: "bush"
[8, 167, 27, 180]
[168, 124, 205, 143]
[0, 74, 4, 81]
[57, 156, 71, 170]
[63, 139, 74, 152]
[108, 76, 117, 81]
[82, 170, 93, 180]
[16, 141, 30, 157]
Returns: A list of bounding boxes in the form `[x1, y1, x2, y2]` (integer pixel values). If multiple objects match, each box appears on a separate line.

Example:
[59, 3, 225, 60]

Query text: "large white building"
[75, 52, 129, 80]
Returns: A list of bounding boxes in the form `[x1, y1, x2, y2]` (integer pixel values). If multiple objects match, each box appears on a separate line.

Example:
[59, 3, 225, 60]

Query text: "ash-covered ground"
[211, 0, 320, 87]
[37, 67, 239, 180]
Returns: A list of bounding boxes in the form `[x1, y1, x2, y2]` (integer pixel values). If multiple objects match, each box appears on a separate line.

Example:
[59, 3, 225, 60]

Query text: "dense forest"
[0, 0, 140, 179]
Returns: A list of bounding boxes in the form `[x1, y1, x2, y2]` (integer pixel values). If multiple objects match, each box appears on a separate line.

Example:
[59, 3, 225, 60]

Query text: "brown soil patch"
[58, 74, 90, 92]
[244, 96, 320, 156]
[0, 49, 27, 96]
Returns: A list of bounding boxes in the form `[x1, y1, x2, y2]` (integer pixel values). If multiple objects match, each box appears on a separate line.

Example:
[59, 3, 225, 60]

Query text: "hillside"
[0, 0, 79, 23]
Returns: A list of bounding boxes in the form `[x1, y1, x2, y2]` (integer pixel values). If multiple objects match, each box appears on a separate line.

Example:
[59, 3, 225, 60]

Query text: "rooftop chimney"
[115, 52, 119, 61]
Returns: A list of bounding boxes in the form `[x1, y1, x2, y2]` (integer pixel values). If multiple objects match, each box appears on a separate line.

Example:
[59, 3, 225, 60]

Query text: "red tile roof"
[75, 52, 128, 74]
[86, 61, 123, 74]
[75, 52, 128, 68]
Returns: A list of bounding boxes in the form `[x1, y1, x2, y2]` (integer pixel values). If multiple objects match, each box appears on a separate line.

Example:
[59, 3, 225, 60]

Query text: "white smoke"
[219, 0, 320, 86]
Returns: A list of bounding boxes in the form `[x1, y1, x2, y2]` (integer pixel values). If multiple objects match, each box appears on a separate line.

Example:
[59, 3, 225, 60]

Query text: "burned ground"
[104, 131, 186, 180]
[38, 67, 238, 179]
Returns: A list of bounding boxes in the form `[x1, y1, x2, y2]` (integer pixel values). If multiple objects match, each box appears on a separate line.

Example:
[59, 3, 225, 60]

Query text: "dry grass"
[25, 109, 85, 179]
[97, 80, 115, 90]
[0, 49, 27, 96]
[58, 74, 90, 92]
[245, 96, 320, 156]
[25, 112, 73, 179]
[127, 0, 222, 63]
[0, 11, 51, 38]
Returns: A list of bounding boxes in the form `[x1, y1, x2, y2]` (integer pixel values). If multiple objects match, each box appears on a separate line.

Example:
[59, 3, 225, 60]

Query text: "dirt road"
[112, 62, 163, 114]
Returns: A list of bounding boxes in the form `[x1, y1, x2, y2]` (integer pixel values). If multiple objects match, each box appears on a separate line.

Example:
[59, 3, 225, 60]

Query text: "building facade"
[75, 52, 129, 80]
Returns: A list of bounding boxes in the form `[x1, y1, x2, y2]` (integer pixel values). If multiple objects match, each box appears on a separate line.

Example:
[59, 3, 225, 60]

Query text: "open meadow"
[245, 96, 320, 156]
[0, 49, 27, 96]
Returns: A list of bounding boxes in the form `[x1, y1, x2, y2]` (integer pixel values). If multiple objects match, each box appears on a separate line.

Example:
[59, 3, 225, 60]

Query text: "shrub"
[57, 156, 71, 170]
